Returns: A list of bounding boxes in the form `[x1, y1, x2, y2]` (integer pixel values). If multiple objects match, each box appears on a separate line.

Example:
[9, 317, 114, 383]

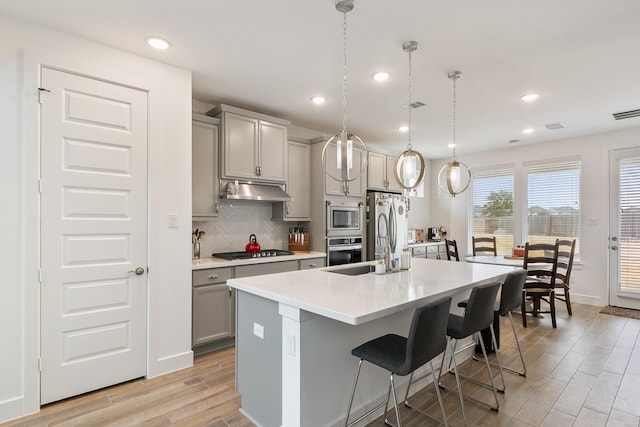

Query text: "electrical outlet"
[253, 322, 264, 339]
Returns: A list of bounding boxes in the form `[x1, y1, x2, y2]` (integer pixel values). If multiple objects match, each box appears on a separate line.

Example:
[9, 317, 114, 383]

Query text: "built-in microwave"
[326, 199, 363, 237]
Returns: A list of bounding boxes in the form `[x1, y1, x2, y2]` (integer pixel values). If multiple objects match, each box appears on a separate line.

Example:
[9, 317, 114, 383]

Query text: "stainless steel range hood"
[220, 180, 292, 202]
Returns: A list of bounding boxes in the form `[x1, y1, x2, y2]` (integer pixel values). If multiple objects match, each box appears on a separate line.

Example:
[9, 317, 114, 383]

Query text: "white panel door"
[40, 68, 148, 404]
[609, 147, 640, 310]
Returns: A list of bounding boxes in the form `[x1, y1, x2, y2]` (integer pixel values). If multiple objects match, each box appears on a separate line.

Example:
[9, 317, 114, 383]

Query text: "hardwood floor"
[3, 303, 640, 427]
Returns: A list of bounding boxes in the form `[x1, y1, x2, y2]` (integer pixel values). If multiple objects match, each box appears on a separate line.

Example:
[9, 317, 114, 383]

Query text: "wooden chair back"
[523, 241, 559, 287]
[472, 236, 497, 256]
[555, 239, 576, 287]
[445, 239, 460, 261]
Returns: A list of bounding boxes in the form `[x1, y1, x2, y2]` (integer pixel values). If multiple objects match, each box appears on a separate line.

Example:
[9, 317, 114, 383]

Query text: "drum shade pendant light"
[322, 0, 368, 196]
[438, 70, 471, 196]
[394, 40, 425, 191]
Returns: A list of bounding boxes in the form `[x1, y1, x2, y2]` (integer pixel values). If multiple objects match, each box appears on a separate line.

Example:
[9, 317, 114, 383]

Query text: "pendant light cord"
[451, 72, 458, 161]
[342, 9, 348, 134]
[407, 48, 413, 150]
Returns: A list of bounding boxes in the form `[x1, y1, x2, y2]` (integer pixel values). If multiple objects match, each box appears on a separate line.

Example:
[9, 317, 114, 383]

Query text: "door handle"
[611, 246, 618, 250]
[128, 267, 145, 276]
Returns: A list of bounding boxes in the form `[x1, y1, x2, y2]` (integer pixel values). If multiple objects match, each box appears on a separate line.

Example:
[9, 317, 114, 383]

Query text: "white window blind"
[471, 167, 514, 255]
[526, 159, 581, 251]
[618, 156, 640, 292]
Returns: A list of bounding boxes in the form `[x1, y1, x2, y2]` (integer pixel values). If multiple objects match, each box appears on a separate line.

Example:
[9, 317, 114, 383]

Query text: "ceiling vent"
[403, 101, 426, 109]
[544, 122, 566, 130]
[612, 109, 640, 120]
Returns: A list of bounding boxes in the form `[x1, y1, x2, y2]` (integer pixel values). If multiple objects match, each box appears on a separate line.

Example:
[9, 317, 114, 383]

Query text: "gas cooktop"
[212, 249, 295, 260]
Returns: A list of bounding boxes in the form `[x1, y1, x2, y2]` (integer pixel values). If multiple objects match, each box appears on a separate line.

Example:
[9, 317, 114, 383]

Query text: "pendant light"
[322, 0, 368, 196]
[394, 41, 425, 192]
[438, 70, 471, 196]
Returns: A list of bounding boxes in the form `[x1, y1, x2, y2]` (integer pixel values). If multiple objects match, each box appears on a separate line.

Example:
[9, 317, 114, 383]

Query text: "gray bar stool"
[438, 282, 501, 426]
[458, 269, 528, 379]
[344, 296, 452, 427]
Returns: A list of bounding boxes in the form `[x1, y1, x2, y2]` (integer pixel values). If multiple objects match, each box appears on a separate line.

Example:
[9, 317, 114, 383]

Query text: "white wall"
[0, 16, 193, 422]
[429, 127, 640, 307]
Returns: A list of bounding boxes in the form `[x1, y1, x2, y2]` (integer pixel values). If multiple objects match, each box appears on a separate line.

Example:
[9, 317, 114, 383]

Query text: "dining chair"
[344, 296, 452, 427]
[472, 236, 497, 256]
[522, 241, 559, 328]
[554, 239, 576, 315]
[445, 239, 459, 261]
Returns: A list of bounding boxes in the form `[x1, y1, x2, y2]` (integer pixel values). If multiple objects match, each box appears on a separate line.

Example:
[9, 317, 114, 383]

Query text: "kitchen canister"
[401, 247, 411, 270]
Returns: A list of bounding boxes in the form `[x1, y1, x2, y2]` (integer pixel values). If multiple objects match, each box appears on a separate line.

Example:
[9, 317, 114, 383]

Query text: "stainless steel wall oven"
[327, 236, 363, 266]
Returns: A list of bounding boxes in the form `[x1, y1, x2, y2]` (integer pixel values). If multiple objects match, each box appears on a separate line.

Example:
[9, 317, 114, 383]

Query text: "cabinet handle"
[308, 263, 316, 268]
[215, 202, 220, 213]
[256, 165, 261, 176]
[286, 202, 289, 215]
[228, 287, 233, 297]
[208, 274, 219, 280]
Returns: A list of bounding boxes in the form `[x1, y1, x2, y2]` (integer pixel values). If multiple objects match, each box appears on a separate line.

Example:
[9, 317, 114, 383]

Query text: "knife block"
[288, 233, 310, 252]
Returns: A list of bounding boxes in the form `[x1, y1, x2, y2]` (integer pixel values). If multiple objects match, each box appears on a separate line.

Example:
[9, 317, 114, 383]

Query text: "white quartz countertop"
[192, 251, 326, 270]
[228, 258, 516, 325]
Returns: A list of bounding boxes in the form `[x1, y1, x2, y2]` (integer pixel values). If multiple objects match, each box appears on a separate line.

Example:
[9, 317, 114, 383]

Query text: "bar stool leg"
[344, 359, 364, 427]
[507, 311, 527, 376]
[489, 324, 506, 393]
[477, 332, 500, 411]
[439, 337, 467, 426]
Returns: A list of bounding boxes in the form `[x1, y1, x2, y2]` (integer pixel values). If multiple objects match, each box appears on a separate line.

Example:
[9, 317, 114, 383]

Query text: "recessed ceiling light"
[521, 93, 540, 102]
[311, 96, 326, 105]
[522, 128, 535, 134]
[372, 71, 390, 82]
[146, 37, 171, 50]
[398, 125, 409, 132]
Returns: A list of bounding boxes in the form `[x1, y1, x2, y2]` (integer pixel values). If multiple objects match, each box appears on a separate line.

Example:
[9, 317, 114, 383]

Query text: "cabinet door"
[367, 152, 386, 191]
[223, 112, 259, 180]
[285, 141, 310, 219]
[325, 145, 365, 197]
[192, 120, 219, 218]
[192, 284, 233, 346]
[258, 121, 287, 182]
[386, 155, 402, 192]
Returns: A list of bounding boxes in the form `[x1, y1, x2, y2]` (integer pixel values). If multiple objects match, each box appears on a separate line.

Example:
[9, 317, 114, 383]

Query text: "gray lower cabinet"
[193, 258, 323, 351]
[192, 267, 234, 347]
[411, 243, 446, 260]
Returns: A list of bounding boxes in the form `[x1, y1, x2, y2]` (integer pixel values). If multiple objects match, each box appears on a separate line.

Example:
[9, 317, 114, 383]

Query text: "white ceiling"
[2, 0, 640, 158]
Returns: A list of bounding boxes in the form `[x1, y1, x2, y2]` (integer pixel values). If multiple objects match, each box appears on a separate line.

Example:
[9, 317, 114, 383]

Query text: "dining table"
[465, 254, 525, 267]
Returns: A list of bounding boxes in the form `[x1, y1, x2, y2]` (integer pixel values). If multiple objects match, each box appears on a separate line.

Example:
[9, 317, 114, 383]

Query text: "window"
[525, 158, 581, 254]
[471, 167, 514, 255]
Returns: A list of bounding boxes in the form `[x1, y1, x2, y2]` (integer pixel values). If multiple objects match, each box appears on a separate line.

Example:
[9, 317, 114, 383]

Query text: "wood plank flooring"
[3, 303, 640, 427]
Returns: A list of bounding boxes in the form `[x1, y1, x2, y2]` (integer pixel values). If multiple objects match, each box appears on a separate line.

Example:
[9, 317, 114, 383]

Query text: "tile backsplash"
[192, 199, 298, 257]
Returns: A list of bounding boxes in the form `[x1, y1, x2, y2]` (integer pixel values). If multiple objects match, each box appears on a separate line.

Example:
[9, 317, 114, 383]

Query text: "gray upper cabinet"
[192, 114, 220, 218]
[367, 151, 401, 192]
[274, 140, 311, 221]
[210, 104, 290, 183]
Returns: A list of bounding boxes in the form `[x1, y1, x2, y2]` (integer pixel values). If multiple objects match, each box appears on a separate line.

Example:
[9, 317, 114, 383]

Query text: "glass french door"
[609, 148, 640, 309]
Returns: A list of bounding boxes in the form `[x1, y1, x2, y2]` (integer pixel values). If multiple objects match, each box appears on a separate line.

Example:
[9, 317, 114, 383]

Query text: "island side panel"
[236, 291, 282, 427]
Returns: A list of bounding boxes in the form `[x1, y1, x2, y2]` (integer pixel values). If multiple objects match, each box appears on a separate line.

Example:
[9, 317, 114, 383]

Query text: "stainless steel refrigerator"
[365, 191, 409, 268]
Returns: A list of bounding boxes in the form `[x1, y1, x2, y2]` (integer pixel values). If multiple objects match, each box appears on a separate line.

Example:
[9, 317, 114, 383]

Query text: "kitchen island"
[228, 258, 515, 427]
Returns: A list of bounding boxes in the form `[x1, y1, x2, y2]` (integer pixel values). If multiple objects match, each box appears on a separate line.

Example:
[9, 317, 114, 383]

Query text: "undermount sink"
[328, 265, 374, 276]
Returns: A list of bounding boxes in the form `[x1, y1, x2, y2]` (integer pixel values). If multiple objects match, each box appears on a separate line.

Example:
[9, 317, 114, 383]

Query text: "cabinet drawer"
[411, 247, 426, 257]
[235, 260, 298, 278]
[426, 245, 440, 254]
[192, 267, 233, 286]
[299, 257, 326, 270]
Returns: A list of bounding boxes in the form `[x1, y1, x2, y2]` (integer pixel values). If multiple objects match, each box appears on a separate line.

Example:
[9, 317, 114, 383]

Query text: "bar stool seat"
[344, 296, 452, 427]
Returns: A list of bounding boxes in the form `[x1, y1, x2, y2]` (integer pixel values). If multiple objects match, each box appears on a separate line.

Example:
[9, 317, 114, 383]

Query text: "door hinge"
[38, 87, 51, 104]
[39, 357, 44, 372]
[38, 268, 43, 283]
[38, 179, 43, 193]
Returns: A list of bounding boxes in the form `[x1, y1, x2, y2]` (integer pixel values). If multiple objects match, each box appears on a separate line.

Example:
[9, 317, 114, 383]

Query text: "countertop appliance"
[326, 236, 363, 266]
[407, 229, 417, 244]
[212, 249, 295, 260]
[366, 191, 409, 266]
[427, 227, 441, 241]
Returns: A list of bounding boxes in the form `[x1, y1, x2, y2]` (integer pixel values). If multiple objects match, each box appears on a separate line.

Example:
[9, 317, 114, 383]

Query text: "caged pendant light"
[322, 0, 368, 196]
[438, 70, 471, 196]
[394, 41, 426, 192]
